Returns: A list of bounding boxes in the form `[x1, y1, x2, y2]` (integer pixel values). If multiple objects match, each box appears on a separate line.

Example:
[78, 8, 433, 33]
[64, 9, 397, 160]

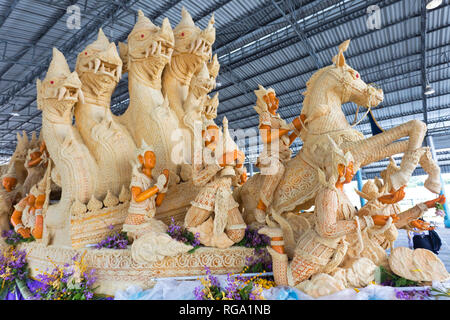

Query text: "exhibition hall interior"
[0, 0, 449, 302]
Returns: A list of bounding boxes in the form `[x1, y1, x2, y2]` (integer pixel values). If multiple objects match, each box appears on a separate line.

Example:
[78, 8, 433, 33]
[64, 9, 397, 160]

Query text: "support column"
[426, 135, 450, 228]
[356, 169, 365, 207]
[245, 136, 254, 177]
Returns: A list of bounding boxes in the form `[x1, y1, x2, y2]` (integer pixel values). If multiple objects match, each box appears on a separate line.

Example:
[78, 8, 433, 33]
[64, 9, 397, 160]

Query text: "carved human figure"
[0, 167, 21, 233]
[253, 85, 305, 223]
[259, 139, 391, 287]
[75, 29, 136, 197]
[343, 161, 446, 268]
[10, 179, 47, 240]
[122, 141, 170, 241]
[184, 118, 247, 248]
[23, 140, 49, 196]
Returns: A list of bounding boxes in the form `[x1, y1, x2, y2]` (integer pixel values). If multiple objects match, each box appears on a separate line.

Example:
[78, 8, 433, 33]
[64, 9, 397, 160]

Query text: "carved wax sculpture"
[252, 85, 302, 224]
[23, 138, 49, 196]
[184, 117, 247, 249]
[118, 10, 181, 185]
[7, 131, 31, 188]
[182, 62, 215, 133]
[0, 165, 20, 234]
[75, 29, 136, 197]
[389, 247, 450, 283]
[259, 138, 383, 295]
[122, 141, 169, 241]
[162, 7, 215, 123]
[235, 40, 441, 224]
[10, 174, 48, 240]
[37, 48, 99, 246]
[344, 158, 446, 269]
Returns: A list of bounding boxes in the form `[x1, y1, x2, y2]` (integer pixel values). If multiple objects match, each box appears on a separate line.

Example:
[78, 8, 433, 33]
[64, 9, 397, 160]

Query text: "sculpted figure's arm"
[27, 151, 43, 167]
[395, 194, 445, 230]
[31, 194, 45, 239]
[288, 114, 307, 145]
[259, 124, 290, 144]
[191, 150, 241, 187]
[11, 198, 31, 238]
[192, 162, 222, 187]
[315, 188, 361, 239]
[132, 170, 170, 203]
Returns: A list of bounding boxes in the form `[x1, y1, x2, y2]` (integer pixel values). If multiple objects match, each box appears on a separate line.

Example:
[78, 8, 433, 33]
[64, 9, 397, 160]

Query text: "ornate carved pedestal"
[18, 242, 253, 295]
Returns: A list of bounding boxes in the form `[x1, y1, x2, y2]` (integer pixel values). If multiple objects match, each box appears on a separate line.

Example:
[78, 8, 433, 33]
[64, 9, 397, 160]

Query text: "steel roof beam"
[219, 46, 450, 125]
[0, 0, 81, 87]
[216, 0, 400, 72]
[213, 11, 441, 99]
[420, 0, 428, 128]
[271, 0, 321, 69]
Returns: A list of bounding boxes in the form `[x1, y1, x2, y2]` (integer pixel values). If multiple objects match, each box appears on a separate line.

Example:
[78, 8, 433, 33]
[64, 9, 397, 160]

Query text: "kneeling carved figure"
[184, 118, 247, 248]
[122, 141, 169, 241]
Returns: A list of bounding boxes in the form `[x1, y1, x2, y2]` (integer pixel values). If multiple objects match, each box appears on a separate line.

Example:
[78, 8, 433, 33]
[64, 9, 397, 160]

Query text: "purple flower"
[395, 288, 431, 300]
[193, 286, 205, 300]
[95, 230, 129, 250]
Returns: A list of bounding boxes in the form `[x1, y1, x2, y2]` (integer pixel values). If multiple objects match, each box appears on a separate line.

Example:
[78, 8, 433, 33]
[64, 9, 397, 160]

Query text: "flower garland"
[395, 288, 432, 300]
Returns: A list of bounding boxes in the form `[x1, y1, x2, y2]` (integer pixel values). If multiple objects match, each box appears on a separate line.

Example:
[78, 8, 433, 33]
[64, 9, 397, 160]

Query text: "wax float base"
[17, 242, 254, 296]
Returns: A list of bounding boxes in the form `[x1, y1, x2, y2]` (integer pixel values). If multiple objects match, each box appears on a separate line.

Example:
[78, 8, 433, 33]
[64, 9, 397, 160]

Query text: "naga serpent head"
[76, 29, 122, 97]
[171, 8, 215, 70]
[203, 92, 219, 120]
[37, 48, 83, 117]
[189, 62, 215, 99]
[120, 10, 174, 84]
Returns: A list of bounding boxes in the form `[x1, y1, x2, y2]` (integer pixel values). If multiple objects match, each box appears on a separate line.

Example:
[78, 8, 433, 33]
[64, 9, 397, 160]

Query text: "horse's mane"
[302, 65, 334, 115]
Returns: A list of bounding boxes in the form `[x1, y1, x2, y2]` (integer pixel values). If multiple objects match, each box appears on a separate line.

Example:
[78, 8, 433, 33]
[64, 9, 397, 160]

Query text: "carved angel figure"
[23, 140, 49, 196]
[122, 141, 169, 241]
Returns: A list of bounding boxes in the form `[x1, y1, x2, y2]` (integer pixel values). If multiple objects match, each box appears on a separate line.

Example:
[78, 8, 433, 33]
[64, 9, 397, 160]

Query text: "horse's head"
[329, 39, 383, 108]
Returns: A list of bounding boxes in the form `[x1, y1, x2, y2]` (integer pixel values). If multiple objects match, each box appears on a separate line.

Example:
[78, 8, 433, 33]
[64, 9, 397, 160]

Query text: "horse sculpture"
[235, 39, 441, 223]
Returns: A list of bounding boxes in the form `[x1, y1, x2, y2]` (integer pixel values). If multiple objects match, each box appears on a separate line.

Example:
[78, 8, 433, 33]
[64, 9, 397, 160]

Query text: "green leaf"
[15, 279, 33, 300]
[374, 266, 386, 284]
[73, 292, 82, 300]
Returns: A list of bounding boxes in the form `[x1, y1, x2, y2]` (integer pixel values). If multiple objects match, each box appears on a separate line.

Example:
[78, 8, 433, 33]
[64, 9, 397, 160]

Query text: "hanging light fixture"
[424, 81, 435, 95]
[426, 0, 442, 10]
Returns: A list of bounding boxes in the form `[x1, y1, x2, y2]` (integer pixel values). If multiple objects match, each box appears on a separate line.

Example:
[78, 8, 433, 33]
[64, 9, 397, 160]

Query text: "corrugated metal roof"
[0, 0, 449, 177]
